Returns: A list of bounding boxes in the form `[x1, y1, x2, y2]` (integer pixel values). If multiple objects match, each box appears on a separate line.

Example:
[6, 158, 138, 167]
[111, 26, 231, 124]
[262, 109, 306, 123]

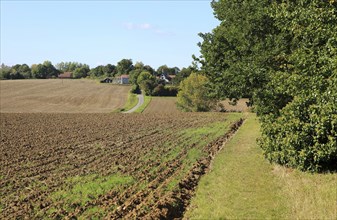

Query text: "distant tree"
[56, 62, 90, 73]
[103, 64, 117, 77]
[177, 73, 215, 112]
[19, 64, 31, 79]
[129, 69, 142, 85]
[73, 66, 90, 79]
[134, 61, 144, 70]
[31, 64, 47, 79]
[143, 65, 155, 75]
[7, 64, 31, 79]
[0, 64, 11, 79]
[117, 59, 133, 75]
[42, 61, 59, 78]
[172, 67, 192, 85]
[89, 65, 105, 78]
[156, 65, 169, 75]
[137, 71, 157, 95]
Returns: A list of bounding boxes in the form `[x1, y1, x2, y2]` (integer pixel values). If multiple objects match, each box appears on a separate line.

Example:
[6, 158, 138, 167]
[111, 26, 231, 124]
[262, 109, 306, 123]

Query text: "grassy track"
[114, 92, 138, 112]
[134, 95, 152, 113]
[185, 113, 337, 219]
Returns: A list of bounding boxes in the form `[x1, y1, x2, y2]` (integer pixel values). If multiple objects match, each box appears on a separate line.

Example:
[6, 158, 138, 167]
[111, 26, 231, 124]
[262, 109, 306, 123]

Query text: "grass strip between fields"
[184, 113, 337, 219]
[134, 95, 152, 113]
[114, 92, 138, 112]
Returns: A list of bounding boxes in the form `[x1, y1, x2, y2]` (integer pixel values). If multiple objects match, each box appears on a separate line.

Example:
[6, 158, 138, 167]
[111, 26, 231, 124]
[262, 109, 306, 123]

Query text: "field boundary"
[148, 118, 245, 218]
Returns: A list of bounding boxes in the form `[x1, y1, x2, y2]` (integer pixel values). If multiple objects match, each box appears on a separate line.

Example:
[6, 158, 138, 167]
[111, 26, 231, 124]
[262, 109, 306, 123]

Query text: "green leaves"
[177, 73, 215, 112]
[198, 0, 337, 172]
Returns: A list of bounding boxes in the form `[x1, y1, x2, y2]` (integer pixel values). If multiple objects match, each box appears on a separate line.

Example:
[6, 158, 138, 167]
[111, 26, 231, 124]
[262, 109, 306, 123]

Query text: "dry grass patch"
[0, 79, 130, 113]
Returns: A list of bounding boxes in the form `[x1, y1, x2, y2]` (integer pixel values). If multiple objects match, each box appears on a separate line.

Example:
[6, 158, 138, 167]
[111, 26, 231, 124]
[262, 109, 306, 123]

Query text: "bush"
[130, 84, 141, 94]
[259, 78, 337, 172]
[177, 73, 215, 112]
[152, 84, 178, 96]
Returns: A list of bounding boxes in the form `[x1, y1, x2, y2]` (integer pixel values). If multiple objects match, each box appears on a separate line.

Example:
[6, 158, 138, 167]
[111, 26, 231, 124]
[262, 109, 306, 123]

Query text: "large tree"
[197, 0, 337, 172]
[116, 59, 133, 75]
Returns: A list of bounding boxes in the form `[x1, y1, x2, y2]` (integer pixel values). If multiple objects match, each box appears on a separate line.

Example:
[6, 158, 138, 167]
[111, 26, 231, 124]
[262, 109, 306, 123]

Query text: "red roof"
[120, 74, 129, 78]
[58, 72, 72, 78]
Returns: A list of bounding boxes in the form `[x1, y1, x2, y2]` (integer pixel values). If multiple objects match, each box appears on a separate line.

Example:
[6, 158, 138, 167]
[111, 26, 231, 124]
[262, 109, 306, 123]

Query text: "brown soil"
[0, 79, 130, 113]
[0, 112, 243, 219]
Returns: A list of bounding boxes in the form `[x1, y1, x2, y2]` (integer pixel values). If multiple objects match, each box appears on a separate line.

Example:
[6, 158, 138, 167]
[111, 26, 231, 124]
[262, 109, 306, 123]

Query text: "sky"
[1, 0, 219, 69]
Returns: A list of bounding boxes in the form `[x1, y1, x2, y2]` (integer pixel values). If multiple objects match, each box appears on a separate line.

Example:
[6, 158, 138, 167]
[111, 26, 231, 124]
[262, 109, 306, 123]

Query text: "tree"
[198, 0, 337, 171]
[89, 65, 104, 78]
[177, 73, 215, 112]
[172, 67, 193, 85]
[0, 64, 11, 79]
[73, 66, 90, 79]
[156, 65, 169, 75]
[137, 71, 156, 95]
[134, 61, 144, 70]
[103, 64, 117, 77]
[117, 59, 133, 75]
[42, 61, 59, 78]
[196, 0, 275, 103]
[258, 0, 337, 172]
[55, 62, 89, 72]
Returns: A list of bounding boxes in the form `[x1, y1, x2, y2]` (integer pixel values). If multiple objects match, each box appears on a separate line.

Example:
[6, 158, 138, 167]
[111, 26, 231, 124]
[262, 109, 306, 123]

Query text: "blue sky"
[1, 1, 219, 69]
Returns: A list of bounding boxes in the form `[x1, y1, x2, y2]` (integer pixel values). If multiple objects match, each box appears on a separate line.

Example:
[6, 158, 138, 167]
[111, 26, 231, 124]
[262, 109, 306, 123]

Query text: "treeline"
[0, 59, 196, 97]
[0, 59, 193, 84]
[192, 0, 337, 172]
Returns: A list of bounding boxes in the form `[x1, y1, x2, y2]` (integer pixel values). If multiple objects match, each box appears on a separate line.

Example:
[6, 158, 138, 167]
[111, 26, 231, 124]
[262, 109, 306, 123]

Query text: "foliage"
[171, 67, 193, 85]
[55, 62, 90, 72]
[177, 73, 215, 112]
[137, 71, 156, 95]
[197, 0, 337, 171]
[152, 84, 178, 96]
[31, 61, 59, 79]
[116, 58, 133, 75]
[72, 66, 90, 79]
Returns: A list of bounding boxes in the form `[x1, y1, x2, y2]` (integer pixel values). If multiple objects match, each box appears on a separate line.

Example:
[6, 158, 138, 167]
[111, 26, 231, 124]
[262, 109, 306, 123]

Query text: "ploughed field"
[0, 112, 243, 219]
[0, 79, 130, 113]
[143, 97, 180, 114]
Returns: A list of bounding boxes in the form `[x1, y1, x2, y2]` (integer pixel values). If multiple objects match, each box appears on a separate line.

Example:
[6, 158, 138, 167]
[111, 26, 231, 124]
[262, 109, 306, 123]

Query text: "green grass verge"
[134, 95, 152, 113]
[185, 113, 337, 219]
[50, 173, 134, 215]
[114, 92, 138, 112]
[161, 113, 243, 193]
[185, 113, 288, 219]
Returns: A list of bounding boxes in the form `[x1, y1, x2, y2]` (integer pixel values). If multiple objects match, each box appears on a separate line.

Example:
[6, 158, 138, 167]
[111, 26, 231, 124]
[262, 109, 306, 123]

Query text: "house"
[159, 74, 175, 84]
[120, 75, 129, 84]
[58, 72, 72, 79]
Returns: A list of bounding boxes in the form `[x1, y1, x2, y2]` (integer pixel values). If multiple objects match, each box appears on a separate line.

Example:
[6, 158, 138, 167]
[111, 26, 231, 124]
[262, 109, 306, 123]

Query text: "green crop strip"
[49, 173, 134, 216]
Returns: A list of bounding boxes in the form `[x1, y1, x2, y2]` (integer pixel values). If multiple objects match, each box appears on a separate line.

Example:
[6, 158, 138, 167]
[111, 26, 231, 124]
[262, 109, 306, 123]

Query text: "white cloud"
[122, 22, 174, 36]
[123, 22, 152, 30]
[139, 23, 152, 30]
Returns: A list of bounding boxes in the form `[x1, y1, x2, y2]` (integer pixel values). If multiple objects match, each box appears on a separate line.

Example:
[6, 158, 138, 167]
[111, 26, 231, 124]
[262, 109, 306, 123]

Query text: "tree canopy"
[196, 0, 337, 172]
[177, 73, 215, 112]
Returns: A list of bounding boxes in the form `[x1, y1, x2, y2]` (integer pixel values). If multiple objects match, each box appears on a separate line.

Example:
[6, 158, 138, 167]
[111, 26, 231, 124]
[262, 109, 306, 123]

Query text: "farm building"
[58, 72, 72, 79]
[120, 75, 129, 84]
[100, 78, 113, 83]
[100, 75, 130, 84]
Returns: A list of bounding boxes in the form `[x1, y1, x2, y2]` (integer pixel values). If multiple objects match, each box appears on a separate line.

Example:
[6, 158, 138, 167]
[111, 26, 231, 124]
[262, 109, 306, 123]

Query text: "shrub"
[177, 73, 215, 112]
[259, 78, 337, 172]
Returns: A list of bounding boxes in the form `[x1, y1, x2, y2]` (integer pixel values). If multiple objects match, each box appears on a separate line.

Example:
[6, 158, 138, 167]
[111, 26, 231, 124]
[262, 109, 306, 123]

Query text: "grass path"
[184, 113, 337, 219]
[184, 113, 288, 219]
